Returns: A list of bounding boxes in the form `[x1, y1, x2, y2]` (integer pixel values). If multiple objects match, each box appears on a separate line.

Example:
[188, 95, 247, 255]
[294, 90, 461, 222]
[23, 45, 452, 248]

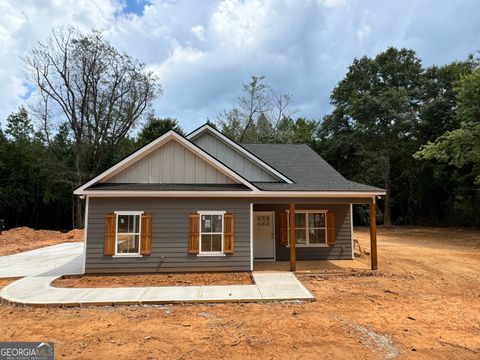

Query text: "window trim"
[114, 210, 144, 257]
[287, 210, 329, 248]
[197, 210, 226, 256]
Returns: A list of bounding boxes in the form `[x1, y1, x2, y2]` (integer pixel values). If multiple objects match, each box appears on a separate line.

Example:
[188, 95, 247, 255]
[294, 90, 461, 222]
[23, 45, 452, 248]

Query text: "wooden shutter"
[104, 213, 116, 256]
[327, 211, 336, 246]
[188, 213, 200, 255]
[223, 213, 234, 254]
[279, 212, 288, 246]
[140, 213, 152, 256]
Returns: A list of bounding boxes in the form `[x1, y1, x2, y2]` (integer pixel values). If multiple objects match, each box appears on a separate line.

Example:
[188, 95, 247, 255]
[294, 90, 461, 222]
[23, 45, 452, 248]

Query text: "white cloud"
[210, 0, 270, 48]
[318, 0, 349, 9]
[0, 0, 121, 125]
[1, 0, 479, 132]
[190, 25, 206, 41]
[357, 24, 371, 40]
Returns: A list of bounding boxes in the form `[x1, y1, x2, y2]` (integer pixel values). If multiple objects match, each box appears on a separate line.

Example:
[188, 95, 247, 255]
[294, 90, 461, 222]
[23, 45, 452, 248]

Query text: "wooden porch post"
[369, 201, 378, 270]
[289, 203, 296, 271]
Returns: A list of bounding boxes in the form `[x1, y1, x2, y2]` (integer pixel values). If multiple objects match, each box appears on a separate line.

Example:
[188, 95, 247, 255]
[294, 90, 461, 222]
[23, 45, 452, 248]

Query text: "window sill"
[197, 253, 226, 257]
[112, 254, 143, 258]
[286, 244, 329, 248]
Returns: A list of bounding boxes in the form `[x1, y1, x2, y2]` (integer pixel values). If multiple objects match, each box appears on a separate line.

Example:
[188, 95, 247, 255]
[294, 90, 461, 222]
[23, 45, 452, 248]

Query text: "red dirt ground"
[53, 272, 253, 288]
[0, 227, 83, 256]
[0, 226, 479, 359]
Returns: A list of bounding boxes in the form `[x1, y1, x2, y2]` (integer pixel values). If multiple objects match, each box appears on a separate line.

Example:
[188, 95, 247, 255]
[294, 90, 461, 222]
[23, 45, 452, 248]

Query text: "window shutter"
[327, 211, 336, 246]
[104, 213, 116, 256]
[279, 212, 288, 246]
[140, 213, 152, 256]
[188, 213, 200, 255]
[223, 213, 234, 254]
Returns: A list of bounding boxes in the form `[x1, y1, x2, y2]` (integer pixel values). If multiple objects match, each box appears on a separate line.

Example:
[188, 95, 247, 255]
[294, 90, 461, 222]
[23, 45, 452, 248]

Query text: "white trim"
[114, 210, 144, 215]
[286, 210, 328, 247]
[82, 190, 385, 197]
[196, 210, 226, 215]
[350, 203, 354, 259]
[74, 131, 259, 195]
[197, 253, 226, 257]
[187, 124, 294, 184]
[198, 210, 225, 256]
[82, 196, 89, 274]
[114, 212, 142, 256]
[253, 211, 276, 260]
[250, 203, 253, 271]
[113, 254, 143, 258]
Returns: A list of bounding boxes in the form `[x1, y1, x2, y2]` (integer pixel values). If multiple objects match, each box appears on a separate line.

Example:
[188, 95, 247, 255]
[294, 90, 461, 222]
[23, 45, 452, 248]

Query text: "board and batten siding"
[254, 203, 353, 260]
[85, 198, 251, 273]
[192, 132, 279, 182]
[105, 139, 236, 184]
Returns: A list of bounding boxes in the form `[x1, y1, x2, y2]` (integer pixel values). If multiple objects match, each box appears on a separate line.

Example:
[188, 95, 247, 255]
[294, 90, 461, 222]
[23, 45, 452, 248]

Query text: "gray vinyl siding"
[192, 132, 281, 182]
[254, 203, 353, 260]
[105, 139, 236, 184]
[84, 197, 363, 273]
[85, 198, 251, 273]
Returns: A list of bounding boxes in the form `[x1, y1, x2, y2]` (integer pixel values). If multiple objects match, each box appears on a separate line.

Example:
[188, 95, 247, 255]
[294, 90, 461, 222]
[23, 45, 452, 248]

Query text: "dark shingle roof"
[87, 183, 251, 191]
[241, 143, 384, 192]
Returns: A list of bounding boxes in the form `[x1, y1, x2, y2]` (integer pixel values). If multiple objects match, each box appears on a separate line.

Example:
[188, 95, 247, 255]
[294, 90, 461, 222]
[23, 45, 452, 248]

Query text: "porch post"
[369, 201, 378, 270]
[289, 203, 296, 271]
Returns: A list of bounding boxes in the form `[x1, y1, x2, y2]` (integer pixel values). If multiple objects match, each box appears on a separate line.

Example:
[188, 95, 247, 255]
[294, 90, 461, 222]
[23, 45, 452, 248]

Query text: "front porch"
[251, 199, 378, 271]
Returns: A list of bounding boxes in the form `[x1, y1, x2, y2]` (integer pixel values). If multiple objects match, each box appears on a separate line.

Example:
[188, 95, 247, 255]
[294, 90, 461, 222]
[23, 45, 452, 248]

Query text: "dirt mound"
[0, 227, 83, 256]
[65, 228, 84, 241]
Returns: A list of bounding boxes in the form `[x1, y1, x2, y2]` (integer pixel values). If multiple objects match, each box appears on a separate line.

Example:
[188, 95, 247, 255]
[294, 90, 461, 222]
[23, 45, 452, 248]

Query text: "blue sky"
[1, 0, 479, 132]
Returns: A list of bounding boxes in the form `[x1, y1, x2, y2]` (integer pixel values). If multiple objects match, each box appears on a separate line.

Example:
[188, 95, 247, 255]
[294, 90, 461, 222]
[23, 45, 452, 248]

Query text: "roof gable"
[74, 131, 258, 195]
[187, 124, 293, 184]
[105, 139, 237, 185]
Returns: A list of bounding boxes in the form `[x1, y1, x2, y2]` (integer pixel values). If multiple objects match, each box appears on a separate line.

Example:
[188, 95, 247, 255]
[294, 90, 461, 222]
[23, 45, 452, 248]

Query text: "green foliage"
[319, 47, 425, 225]
[0, 108, 46, 227]
[320, 48, 480, 227]
[137, 115, 184, 146]
[416, 68, 480, 185]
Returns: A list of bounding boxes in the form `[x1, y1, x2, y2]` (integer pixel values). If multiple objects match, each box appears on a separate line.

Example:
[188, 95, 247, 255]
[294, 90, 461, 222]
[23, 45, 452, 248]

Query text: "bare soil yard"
[53, 272, 253, 288]
[0, 226, 479, 359]
[0, 227, 83, 256]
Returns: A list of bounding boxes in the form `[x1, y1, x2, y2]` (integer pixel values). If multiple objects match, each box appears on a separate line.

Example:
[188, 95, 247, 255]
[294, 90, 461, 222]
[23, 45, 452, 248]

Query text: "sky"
[1, 0, 479, 132]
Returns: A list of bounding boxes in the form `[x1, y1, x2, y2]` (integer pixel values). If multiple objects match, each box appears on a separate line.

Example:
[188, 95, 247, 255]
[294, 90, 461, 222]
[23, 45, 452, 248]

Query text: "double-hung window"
[198, 211, 225, 255]
[115, 211, 143, 256]
[289, 210, 327, 247]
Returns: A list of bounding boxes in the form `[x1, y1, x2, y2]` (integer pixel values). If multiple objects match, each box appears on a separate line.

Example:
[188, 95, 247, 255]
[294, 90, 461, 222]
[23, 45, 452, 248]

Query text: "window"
[198, 211, 225, 255]
[115, 211, 143, 255]
[288, 210, 327, 247]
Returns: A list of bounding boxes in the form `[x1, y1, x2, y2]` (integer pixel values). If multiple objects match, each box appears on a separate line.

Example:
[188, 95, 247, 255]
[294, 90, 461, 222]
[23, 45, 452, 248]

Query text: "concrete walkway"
[0, 242, 84, 278]
[0, 244, 313, 306]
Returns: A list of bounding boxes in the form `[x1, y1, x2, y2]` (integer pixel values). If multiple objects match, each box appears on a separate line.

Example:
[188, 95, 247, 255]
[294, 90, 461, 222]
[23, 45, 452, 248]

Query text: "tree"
[275, 117, 320, 145]
[415, 68, 480, 184]
[217, 75, 293, 143]
[0, 108, 44, 227]
[23, 27, 161, 226]
[137, 115, 184, 146]
[319, 47, 424, 225]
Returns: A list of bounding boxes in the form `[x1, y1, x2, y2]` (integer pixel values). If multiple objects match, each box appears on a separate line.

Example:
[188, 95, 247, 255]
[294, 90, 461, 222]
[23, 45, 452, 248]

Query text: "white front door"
[253, 211, 275, 259]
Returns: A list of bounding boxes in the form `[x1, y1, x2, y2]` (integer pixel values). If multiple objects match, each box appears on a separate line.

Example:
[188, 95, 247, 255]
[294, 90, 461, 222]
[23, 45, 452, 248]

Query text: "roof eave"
[76, 189, 386, 197]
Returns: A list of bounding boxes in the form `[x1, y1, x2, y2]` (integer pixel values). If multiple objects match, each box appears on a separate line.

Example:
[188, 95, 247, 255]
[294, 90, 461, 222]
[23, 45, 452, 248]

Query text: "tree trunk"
[384, 156, 392, 226]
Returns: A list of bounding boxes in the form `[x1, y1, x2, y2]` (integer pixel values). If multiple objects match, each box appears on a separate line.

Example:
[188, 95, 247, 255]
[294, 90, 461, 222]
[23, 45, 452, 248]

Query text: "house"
[74, 124, 385, 274]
